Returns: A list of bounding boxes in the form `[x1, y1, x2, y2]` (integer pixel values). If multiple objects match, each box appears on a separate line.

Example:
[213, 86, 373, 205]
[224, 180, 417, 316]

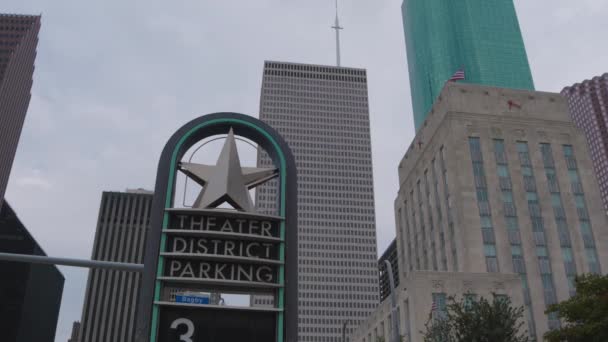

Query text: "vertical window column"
[425, 170, 439, 271]
[416, 180, 429, 270]
[540, 143, 577, 297]
[410, 191, 421, 270]
[432, 158, 448, 271]
[397, 207, 407, 277]
[518, 141, 560, 330]
[494, 140, 524, 272]
[469, 137, 498, 272]
[403, 201, 414, 273]
[563, 145, 601, 274]
[495, 139, 536, 338]
[440, 146, 458, 270]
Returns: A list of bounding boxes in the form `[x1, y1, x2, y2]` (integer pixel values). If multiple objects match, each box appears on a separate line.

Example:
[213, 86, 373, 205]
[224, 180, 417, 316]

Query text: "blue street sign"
[175, 294, 210, 305]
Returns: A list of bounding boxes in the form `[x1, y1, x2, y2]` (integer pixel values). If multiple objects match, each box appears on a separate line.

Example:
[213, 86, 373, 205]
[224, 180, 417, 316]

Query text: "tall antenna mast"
[331, 0, 343, 67]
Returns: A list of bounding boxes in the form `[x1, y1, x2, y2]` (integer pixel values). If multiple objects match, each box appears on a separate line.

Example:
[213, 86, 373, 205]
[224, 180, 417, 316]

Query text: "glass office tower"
[401, 0, 535, 130]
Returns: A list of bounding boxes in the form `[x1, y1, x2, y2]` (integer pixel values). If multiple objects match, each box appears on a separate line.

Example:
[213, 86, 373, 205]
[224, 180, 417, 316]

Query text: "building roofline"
[263, 60, 366, 72]
[378, 238, 396, 262]
[561, 73, 608, 94]
[0, 13, 41, 20]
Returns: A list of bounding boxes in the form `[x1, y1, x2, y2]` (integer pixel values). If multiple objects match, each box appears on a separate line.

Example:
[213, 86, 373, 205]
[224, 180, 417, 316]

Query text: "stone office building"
[352, 83, 608, 342]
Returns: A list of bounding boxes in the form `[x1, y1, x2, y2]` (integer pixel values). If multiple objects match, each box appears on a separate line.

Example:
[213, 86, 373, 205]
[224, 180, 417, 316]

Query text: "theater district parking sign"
[134, 113, 298, 342]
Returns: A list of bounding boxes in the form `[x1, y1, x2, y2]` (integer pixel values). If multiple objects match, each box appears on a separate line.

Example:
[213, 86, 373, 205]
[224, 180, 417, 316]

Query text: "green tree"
[421, 310, 454, 342]
[544, 274, 608, 342]
[421, 293, 529, 342]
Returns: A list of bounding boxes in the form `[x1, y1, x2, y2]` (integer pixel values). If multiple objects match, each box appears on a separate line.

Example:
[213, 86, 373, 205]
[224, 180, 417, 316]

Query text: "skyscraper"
[376, 83, 607, 340]
[401, 0, 535, 130]
[0, 14, 40, 207]
[79, 190, 153, 342]
[561, 73, 608, 213]
[0, 201, 64, 342]
[68, 321, 81, 342]
[257, 61, 379, 341]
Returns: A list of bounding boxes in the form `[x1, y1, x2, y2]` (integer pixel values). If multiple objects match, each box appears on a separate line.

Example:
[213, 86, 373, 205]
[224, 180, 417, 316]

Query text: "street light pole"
[0, 252, 144, 272]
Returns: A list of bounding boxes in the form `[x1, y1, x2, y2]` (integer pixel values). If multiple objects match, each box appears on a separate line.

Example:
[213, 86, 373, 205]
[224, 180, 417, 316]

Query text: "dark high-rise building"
[257, 61, 379, 341]
[378, 239, 399, 302]
[68, 321, 81, 342]
[0, 14, 40, 207]
[79, 189, 153, 342]
[401, 0, 534, 130]
[0, 201, 64, 342]
[561, 73, 608, 213]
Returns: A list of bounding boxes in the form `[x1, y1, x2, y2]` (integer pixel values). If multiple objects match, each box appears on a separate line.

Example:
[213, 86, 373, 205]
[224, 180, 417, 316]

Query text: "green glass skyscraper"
[402, 0, 535, 130]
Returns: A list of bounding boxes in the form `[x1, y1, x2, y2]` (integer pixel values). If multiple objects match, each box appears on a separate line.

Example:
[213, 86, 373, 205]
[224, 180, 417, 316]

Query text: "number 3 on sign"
[170, 318, 195, 342]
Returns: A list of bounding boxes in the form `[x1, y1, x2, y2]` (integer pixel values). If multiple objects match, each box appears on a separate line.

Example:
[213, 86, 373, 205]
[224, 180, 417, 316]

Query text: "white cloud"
[15, 175, 53, 189]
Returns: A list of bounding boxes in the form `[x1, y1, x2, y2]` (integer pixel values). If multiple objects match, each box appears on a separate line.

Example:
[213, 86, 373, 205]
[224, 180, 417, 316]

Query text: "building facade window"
[464, 293, 477, 311]
[416, 180, 429, 270]
[540, 143, 576, 296]
[469, 137, 498, 272]
[432, 158, 448, 271]
[440, 146, 458, 270]
[425, 170, 439, 271]
[518, 141, 558, 330]
[563, 145, 601, 274]
[432, 292, 447, 320]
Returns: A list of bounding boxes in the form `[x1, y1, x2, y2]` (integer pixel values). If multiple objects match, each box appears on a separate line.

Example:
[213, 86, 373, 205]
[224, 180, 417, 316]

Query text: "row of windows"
[264, 69, 366, 83]
[0, 26, 31, 32]
[299, 243, 375, 253]
[267, 111, 369, 122]
[263, 103, 368, 115]
[265, 62, 366, 76]
[264, 88, 366, 97]
[296, 227, 375, 238]
[0, 41, 19, 47]
[263, 93, 368, 103]
[264, 79, 367, 91]
[264, 105, 368, 117]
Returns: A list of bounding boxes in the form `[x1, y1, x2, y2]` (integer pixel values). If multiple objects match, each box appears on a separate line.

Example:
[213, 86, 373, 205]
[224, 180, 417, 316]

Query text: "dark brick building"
[562, 73, 608, 213]
[0, 14, 40, 207]
[378, 239, 399, 302]
[0, 201, 64, 341]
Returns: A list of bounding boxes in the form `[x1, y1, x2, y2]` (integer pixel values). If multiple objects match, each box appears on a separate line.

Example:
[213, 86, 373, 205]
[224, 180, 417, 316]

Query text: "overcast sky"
[3, 0, 607, 341]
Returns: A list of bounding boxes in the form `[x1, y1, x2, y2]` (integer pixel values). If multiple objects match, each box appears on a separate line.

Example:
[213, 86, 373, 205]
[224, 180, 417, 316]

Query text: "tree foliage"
[544, 274, 608, 342]
[421, 293, 529, 342]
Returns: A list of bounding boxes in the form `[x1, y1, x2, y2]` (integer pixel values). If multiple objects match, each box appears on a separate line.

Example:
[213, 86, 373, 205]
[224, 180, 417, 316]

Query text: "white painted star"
[179, 128, 278, 212]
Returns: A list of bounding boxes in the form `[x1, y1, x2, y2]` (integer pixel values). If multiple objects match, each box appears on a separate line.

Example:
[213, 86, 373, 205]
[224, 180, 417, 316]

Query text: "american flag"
[448, 68, 465, 82]
[431, 300, 437, 311]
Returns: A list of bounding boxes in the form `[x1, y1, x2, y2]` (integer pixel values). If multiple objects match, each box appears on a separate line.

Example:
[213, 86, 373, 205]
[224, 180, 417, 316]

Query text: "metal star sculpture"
[179, 128, 278, 212]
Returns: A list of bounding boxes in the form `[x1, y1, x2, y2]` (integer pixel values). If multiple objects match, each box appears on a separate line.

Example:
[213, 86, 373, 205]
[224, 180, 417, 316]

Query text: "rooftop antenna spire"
[331, 0, 343, 67]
